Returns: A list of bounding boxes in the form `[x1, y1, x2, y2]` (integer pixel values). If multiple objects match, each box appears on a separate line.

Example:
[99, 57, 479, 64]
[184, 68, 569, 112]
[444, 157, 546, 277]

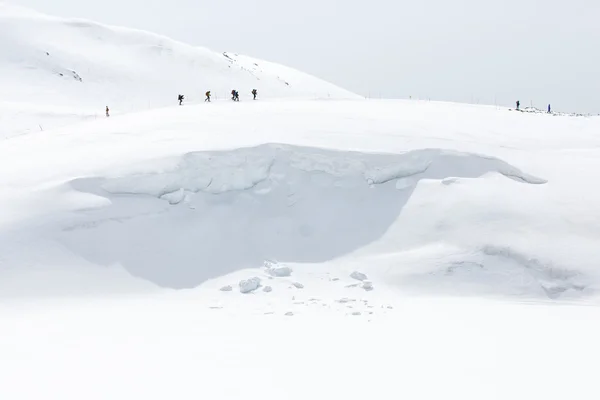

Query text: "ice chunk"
[362, 281, 374, 291]
[219, 285, 233, 292]
[266, 265, 293, 277]
[350, 271, 368, 281]
[292, 282, 304, 289]
[263, 286, 273, 293]
[239, 277, 261, 294]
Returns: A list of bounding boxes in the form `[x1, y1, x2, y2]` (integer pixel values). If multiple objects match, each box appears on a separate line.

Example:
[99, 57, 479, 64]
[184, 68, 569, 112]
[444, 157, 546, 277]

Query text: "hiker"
[231, 90, 239, 101]
[516, 100, 520, 110]
[548, 104, 551, 113]
[252, 89, 257, 100]
[105, 106, 109, 117]
[205, 91, 211, 102]
[178, 94, 184, 105]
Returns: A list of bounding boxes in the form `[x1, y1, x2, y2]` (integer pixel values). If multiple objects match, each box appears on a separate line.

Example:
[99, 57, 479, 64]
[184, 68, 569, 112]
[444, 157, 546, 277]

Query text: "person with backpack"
[548, 104, 551, 113]
[178, 94, 184, 105]
[516, 100, 520, 110]
[105, 106, 110, 117]
[252, 89, 257, 100]
[205, 91, 211, 102]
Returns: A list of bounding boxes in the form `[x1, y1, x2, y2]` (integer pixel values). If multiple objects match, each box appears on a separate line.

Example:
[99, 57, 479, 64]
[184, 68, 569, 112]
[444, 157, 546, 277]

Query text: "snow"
[0, 3, 358, 136]
[265, 263, 293, 277]
[2, 4, 600, 400]
[239, 277, 261, 294]
[350, 271, 369, 281]
[362, 281, 374, 291]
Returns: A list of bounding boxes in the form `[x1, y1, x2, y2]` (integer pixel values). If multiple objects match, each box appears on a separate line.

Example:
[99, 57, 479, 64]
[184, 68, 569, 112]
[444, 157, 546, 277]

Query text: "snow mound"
[398, 245, 593, 299]
[60, 144, 545, 289]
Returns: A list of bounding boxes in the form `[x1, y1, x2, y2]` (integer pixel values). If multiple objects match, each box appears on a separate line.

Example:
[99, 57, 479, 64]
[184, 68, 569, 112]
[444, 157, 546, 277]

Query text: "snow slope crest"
[0, 2, 359, 134]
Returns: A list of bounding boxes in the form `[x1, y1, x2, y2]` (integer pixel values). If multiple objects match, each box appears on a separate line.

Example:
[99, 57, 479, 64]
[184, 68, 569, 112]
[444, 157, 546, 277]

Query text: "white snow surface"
[2, 5, 600, 400]
[0, 3, 358, 136]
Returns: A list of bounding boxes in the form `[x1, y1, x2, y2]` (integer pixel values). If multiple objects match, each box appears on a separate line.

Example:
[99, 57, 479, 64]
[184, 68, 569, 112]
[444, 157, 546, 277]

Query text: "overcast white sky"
[11, 0, 600, 113]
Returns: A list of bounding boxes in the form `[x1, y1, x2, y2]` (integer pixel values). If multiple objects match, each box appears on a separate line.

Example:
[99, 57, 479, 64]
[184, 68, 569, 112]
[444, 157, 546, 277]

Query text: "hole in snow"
[60, 144, 545, 289]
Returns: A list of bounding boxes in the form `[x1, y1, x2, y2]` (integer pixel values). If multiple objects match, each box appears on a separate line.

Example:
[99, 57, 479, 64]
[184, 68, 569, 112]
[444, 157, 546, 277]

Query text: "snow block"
[263, 286, 273, 293]
[266, 265, 293, 278]
[350, 271, 368, 281]
[219, 285, 233, 292]
[239, 277, 261, 294]
[362, 281, 374, 291]
[292, 282, 304, 289]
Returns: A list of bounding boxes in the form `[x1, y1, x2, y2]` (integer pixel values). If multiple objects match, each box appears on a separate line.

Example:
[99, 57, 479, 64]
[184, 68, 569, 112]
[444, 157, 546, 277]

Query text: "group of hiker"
[515, 100, 552, 113]
[105, 89, 258, 117]
[181, 89, 258, 105]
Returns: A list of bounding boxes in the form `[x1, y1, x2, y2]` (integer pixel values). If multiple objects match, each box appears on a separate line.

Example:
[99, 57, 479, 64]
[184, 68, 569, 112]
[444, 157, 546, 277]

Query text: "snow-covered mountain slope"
[1, 98, 599, 298]
[0, 2, 359, 136]
[2, 98, 600, 399]
[2, 4, 600, 398]
[2, 96, 600, 398]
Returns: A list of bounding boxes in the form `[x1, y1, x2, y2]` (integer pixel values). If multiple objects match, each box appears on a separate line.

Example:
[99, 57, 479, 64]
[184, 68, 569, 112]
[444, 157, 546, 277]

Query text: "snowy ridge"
[0, 2, 358, 135]
[97, 144, 546, 198]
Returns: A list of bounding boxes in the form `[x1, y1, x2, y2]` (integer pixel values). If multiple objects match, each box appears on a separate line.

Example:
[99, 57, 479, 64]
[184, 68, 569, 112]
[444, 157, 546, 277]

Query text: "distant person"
[205, 91, 211, 102]
[231, 90, 239, 101]
[516, 100, 520, 110]
[252, 89, 257, 100]
[548, 104, 551, 113]
[105, 106, 109, 117]
[178, 94, 184, 105]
